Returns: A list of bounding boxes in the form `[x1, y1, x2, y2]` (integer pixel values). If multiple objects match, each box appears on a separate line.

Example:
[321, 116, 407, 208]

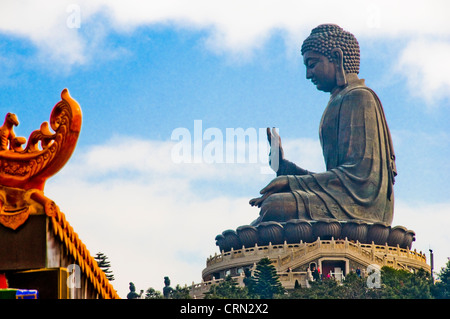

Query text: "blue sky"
[0, 1, 449, 298]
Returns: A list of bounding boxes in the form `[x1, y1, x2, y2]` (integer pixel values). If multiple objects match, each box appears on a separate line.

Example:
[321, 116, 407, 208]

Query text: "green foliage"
[287, 276, 342, 299]
[138, 261, 450, 300]
[287, 266, 433, 299]
[432, 259, 450, 299]
[172, 284, 192, 299]
[339, 271, 376, 299]
[94, 252, 115, 281]
[145, 282, 191, 299]
[247, 258, 285, 299]
[285, 272, 378, 299]
[145, 287, 163, 299]
[204, 275, 249, 299]
[378, 266, 432, 299]
[205, 258, 285, 299]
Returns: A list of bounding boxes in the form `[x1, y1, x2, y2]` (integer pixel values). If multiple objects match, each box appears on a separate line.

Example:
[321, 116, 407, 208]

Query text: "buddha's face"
[303, 50, 337, 93]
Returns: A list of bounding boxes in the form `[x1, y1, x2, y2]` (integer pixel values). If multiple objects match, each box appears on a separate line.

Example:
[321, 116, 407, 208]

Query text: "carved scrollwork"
[0, 89, 82, 190]
[0, 186, 61, 230]
[0, 187, 30, 230]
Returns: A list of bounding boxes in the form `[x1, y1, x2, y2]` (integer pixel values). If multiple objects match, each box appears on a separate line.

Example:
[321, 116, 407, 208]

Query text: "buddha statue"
[249, 24, 397, 227]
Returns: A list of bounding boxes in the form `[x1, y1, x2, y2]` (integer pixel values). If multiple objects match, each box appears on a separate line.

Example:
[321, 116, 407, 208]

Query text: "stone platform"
[191, 237, 430, 298]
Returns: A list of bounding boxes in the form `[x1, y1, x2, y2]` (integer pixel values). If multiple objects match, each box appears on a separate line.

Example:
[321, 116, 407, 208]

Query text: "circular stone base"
[215, 219, 415, 252]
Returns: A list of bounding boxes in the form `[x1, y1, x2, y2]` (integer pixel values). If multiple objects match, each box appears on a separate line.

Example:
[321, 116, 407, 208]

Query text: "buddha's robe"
[280, 79, 396, 225]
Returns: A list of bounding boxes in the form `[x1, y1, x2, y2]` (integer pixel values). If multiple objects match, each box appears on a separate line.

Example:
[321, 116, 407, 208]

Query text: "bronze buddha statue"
[249, 24, 397, 227]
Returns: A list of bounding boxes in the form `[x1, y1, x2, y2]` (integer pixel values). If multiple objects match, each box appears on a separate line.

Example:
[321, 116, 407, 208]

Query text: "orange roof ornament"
[0, 90, 120, 298]
[0, 88, 82, 230]
[0, 88, 82, 191]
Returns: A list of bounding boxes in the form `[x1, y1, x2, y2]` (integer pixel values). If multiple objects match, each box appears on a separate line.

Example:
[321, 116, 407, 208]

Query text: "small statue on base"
[0, 113, 26, 152]
[126, 282, 143, 299]
[163, 276, 173, 299]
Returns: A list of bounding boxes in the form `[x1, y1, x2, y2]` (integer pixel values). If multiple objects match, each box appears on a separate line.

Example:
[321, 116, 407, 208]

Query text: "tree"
[204, 275, 249, 299]
[339, 271, 380, 299]
[171, 284, 192, 299]
[145, 279, 191, 299]
[94, 252, 115, 281]
[378, 266, 432, 299]
[248, 258, 285, 299]
[285, 266, 432, 299]
[145, 287, 163, 299]
[286, 275, 343, 299]
[433, 259, 450, 299]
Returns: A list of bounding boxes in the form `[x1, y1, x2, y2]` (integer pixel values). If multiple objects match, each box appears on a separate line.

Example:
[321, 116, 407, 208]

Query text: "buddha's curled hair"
[301, 24, 360, 74]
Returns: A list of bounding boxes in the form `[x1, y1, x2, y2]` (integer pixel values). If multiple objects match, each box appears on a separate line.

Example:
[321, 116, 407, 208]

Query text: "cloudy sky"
[1, 0, 449, 298]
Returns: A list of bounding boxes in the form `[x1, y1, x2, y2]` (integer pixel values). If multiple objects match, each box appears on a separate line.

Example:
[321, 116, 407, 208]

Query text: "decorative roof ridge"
[47, 203, 120, 299]
[0, 89, 120, 298]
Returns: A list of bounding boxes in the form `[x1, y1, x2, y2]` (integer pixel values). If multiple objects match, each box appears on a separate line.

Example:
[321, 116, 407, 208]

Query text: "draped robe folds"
[281, 79, 396, 225]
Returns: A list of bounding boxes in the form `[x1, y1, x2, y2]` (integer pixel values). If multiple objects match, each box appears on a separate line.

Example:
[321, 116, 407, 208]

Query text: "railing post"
[371, 243, 375, 261]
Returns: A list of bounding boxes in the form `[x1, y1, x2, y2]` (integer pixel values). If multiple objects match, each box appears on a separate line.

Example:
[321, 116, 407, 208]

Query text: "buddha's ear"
[331, 48, 347, 87]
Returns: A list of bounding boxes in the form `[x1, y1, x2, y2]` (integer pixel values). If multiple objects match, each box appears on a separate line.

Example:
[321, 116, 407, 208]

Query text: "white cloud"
[0, 1, 87, 65]
[44, 135, 323, 297]
[68, 133, 324, 181]
[397, 39, 450, 106]
[1, 1, 449, 102]
[282, 138, 325, 173]
[392, 200, 450, 278]
[1, 0, 449, 63]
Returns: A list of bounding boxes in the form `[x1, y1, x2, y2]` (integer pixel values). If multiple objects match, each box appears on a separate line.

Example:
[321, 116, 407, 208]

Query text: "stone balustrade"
[203, 237, 429, 283]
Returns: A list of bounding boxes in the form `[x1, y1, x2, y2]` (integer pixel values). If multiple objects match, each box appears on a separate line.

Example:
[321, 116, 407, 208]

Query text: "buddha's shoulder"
[344, 84, 377, 99]
[336, 85, 380, 108]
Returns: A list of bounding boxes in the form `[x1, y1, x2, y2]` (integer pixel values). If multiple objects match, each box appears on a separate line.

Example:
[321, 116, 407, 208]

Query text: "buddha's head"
[301, 24, 360, 92]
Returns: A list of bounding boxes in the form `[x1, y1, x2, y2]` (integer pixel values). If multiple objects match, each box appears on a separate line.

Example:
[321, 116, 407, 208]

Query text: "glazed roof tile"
[50, 209, 120, 299]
